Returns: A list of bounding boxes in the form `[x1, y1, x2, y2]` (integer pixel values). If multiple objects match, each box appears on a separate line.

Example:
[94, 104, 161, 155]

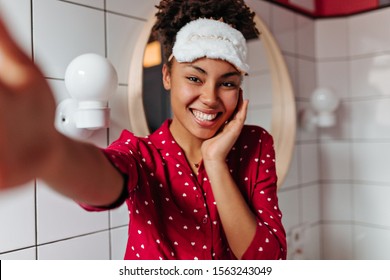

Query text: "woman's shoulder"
[233, 124, 275, 153]
[107, 121, 171, 154]
[240, 124, 273, 140]
[105, 129, 154, 156]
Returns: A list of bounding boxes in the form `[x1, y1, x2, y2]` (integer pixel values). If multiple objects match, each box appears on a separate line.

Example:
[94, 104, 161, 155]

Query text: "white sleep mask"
[170, 18, 249, 74]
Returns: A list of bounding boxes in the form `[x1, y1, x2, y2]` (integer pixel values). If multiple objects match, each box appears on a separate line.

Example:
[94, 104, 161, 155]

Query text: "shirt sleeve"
[241, 129, 287, 260]
[78, 130, 140, 212]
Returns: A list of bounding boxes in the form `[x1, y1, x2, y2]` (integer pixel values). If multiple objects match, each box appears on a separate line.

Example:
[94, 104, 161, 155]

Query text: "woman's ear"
[162, 64, 171, 90]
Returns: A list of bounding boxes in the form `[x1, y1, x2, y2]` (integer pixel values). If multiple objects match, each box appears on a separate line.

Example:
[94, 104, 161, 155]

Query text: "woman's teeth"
[192, 110, 218, 121]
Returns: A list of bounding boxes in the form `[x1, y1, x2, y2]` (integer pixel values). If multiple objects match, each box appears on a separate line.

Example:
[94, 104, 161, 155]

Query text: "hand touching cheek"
[201, 90, 249, 163]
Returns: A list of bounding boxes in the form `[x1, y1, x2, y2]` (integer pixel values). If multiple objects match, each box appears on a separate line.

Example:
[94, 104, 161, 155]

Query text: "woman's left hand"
[201, 90, 249, 163]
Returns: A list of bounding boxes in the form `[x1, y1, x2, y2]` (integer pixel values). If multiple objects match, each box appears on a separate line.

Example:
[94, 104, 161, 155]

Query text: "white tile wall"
[33, 0, 106, 79]
[301, 225, 321, 259]
[106, 0, 160, 19]
[301, 184, 320, 224]
[36, 182, 109, 244]
[248, 73, 273, 106]
[106, 13, 145, 85]
[354, 184, 390, 228]
[322, 224, 353, 259]
[316, 4, 390, 260]
[271, 4, 296, 54]
[284, 55, 298, 94]
[299, 143, 319, 184]
[317, 60, 350, 99]
[350, 54, 390, 98]
[278, 188, 300, 233]
[318, 102, 351, 141]
[0, 0, 31, 56]
[348, 8, 390, 57]
[354, 225, 390, 259]
[315, 18, 348, 59]
[246, 106, 272, 131]
[296, 14, 315, 58]
[296, 58, 317, 99]
[109, 85, 132, 141]
[280, 146, 299, 189]
[296, 101, 318, 142]
[65, 0, 104, 9]
[243, 38, 273, 130]
[352, 142, 390, 183]
[247, 39, 268, 73]
[38, 231, 110, 259]
[110, 203, 129, 228]
[0, 183, 36, 253]
[110, 226, 128, 260]
[321, 183, 352, 222]
[319, 142, 351, 180]
[0, 248, 36, 260]
[245, 0, 272, 27]
[351, 99, 390, 139]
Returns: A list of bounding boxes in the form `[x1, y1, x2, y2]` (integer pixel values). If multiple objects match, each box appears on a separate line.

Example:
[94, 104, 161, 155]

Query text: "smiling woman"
[128, 12, 296, 188]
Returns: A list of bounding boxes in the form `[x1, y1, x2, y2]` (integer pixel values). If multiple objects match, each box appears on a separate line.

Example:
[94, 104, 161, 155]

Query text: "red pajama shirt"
[81, 120, 286, 260]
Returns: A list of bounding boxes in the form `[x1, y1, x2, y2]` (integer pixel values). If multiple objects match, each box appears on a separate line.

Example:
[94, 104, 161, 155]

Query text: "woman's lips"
[191, 109, 219, 122]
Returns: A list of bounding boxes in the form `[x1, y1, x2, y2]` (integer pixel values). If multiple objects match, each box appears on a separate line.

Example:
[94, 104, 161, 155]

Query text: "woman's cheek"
[226, 92, 240, 112]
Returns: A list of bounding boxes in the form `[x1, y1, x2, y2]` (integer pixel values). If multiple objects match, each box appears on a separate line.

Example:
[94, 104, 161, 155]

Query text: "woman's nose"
[199, 83, 218, 106]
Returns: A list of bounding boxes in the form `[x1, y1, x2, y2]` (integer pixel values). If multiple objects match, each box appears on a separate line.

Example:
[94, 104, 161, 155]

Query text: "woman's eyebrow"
[221, 71, 241, 79]
[186, 64, 241, 78]
[186, 64, 206, 74]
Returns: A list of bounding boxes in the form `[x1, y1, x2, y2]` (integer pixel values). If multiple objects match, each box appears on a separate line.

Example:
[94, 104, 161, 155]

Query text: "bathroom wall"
[316, 8, 390, 259]
[1, 0, 388, 260]
[248, 0, 322, 259]
[251, 0, 390, 260]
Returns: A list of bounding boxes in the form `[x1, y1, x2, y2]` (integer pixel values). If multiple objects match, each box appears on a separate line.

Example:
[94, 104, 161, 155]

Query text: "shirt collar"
[149, 119, 181, 153]
[150, 119, 206, 178]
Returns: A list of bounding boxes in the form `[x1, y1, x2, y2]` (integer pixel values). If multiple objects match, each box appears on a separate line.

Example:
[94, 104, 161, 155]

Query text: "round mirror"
[127, 14, 296, 188]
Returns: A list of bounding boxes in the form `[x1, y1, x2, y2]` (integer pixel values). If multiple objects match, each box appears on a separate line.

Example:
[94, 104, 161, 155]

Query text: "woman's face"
[163, 57, 242, 141]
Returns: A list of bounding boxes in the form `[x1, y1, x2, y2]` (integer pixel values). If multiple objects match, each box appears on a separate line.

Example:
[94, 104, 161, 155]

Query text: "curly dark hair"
[152, 0, 259, 64]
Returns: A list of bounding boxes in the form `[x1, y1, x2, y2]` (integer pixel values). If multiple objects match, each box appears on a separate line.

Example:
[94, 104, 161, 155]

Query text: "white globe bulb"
[64, 53, 118, 129]
[310, 88, 340, 127]
[65, 53, 118, 103]
[310, 88, 339, 113]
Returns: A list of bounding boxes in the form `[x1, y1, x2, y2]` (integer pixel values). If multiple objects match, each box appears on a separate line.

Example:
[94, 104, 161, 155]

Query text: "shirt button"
[202, 217, 208, 224]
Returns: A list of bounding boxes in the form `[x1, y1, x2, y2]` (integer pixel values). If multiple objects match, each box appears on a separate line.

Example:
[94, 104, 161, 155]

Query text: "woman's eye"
[187, 76, 200, 83]
[221, 82, 237, 88]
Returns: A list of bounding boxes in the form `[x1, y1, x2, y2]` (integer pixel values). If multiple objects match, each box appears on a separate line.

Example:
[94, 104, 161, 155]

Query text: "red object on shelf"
[316, 0, 378, 17]
[271, 0, 380, 17]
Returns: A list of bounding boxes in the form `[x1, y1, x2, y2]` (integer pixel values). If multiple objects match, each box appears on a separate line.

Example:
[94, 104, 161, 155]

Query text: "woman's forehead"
[174, 57, 242, 76]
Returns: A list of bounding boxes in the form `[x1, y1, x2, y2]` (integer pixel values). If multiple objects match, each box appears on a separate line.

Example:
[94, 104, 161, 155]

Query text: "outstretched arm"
[0, 18, 124, 206]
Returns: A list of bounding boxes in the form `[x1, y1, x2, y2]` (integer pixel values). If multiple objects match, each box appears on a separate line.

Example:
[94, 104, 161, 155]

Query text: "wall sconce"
[55, 53, 118, 140]
[300, 87, 340, 131]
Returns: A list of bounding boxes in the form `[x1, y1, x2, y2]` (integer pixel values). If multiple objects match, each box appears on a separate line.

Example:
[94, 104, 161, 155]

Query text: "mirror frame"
[127, 14, 296, 188]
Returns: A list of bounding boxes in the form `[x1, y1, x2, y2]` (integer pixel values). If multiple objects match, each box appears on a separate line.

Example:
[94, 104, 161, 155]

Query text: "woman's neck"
[169, 119, 203, 170]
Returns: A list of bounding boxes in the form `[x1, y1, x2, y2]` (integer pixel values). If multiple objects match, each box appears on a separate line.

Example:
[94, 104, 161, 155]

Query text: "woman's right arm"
[0, 18, 124, 207]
